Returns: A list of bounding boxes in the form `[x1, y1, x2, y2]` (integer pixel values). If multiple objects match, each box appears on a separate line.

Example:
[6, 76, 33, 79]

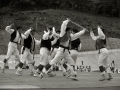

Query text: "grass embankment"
[0, 9, 120, 54]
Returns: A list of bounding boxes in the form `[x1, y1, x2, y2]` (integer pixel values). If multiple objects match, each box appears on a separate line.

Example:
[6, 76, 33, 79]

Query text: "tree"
[117, 0, 120, 17]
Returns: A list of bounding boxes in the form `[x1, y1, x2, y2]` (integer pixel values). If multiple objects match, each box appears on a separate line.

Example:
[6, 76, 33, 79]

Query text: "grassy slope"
[0, 9, 120, 54]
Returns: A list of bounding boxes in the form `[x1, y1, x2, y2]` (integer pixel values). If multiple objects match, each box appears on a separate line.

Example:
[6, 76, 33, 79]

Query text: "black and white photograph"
[0, 0, 120, 90]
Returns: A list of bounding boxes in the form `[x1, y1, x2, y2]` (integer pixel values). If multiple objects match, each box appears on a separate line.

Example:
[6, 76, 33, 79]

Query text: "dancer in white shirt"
[16, 27, 41, 76]
[2, 24, 27, 73]
[42, 18, 87, 80]
[90, 26, 113, 81]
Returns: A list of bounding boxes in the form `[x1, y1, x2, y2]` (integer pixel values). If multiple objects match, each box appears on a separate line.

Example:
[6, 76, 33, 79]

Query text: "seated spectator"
[88, 65, 91, 72]
[111, 61, 115, 73]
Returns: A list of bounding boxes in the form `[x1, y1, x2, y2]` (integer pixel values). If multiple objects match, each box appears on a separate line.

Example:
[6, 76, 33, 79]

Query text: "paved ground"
[0, 50, 120, 90]
[0, 69, 120, 90]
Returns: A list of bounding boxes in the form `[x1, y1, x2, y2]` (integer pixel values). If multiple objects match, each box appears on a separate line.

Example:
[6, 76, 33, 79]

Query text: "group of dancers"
[2, 18, 113, 81]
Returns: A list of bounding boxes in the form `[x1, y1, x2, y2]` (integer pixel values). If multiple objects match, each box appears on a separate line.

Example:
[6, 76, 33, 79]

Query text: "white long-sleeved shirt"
[70, 29, 86, 41]
[60, 20, 69, 37]
[52, 27, 60, 38]
[5, 25, 27, 43]
[42, 30, 50, 40]
[51, 37, 58, 46]
[90, 27, 105, 41]
[78, 43, 82, 51]
[24, 29, 41, 46]
[24, 28, 32, 39]
[42, 33, 58, 46]
[70, 32, 83, 51]
[60, 20, 86, 47]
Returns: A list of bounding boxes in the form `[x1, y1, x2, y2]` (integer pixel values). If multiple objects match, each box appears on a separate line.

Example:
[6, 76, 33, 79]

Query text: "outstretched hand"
[98, 25, 102, 29]
[82, 28, 89, 32]
[66, 18, 71, 21]
[83, 28, 87, 31]
[10, 23, 14, 27]
[30, 27, 34, 31]
[89, 28, 93, 32]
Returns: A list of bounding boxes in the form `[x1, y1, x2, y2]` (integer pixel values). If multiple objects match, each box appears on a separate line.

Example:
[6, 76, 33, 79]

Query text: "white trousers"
[6, 42, 20, 61]
[49, 48, 58, 60]
[98, 48, 109, 67]
[39, 47, 50, 66]
[20, 46, 34, 64]
[98, 48, 111, 73]
[70, 49, 78, 63]
[61, 49, 78, 64]
[50, 47, 75, 66]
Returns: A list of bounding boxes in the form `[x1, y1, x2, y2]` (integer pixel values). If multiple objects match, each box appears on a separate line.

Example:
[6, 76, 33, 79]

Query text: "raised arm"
[51, 37, 58, 46]
[52, 27, 60, 38]
[98, 26, 105, 39]
[42, 30, 50, 40]
[90, 30, 98, 41]
[71, 28, 86, 41]
[60, 19, 70, 37]
[21, 34, 27, 39]
[24, 28, 33, 38]
[78, 43, 82, 52]
[5, 24, 15, 34]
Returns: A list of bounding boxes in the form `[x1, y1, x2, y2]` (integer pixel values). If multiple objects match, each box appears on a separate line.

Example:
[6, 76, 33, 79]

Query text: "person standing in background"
[111, 60, 115, 73]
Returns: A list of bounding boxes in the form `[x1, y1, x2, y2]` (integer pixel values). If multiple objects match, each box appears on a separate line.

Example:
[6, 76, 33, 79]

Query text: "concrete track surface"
[0, 70, 120, 90]
[0, 49, 120, 90]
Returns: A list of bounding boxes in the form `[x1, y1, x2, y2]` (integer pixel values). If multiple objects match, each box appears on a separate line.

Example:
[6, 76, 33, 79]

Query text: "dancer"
[90, 26, 113, 81]
[16, 27, 41, 76]
[61, 28, 85, 77]
[43, 18, 86, 80]
[34, 27, 58, 77]
[2, 24, 26, 73]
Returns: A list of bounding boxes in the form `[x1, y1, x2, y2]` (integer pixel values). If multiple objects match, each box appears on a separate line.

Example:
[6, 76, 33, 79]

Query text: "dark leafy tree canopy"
[0, 0, 120, 17]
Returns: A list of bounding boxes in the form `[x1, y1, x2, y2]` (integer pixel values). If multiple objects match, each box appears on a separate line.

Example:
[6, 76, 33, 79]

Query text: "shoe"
[39, 72, 44, 79]
[2, 66, 9, 73]
[106, 78, 111, 80]
[2, 63, 9, 73]
[66, 69, 72, 78]
[47, 72, 56, 77]
[106, 73, 113, 80]
[106, 77, 113, 80]
[15, 70, 22, 76]
[99, 74, 106, 81]
[63, 72, 67, 76]
[33, 72, 40, 77]
[70, 75, 79, 81]
[99, 78, 106, 81]
[66, 72, 72, 78]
